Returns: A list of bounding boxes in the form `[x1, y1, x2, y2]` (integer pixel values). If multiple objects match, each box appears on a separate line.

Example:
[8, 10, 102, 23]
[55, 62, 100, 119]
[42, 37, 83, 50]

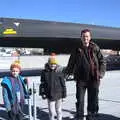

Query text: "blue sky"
[0, 0, 120, 28]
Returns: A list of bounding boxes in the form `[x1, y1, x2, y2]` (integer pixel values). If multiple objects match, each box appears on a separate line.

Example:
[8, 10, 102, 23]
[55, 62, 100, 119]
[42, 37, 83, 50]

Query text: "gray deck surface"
[0, 71, 120, 120]
[0, 56, 120, 120]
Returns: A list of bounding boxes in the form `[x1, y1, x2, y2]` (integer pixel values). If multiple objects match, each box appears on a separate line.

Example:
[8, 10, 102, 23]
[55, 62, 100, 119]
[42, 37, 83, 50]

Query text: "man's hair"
[80, 29, 92, 36]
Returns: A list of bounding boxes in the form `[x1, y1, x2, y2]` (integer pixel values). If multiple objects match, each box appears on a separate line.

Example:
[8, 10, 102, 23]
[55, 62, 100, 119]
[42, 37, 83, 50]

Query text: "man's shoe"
[74, 112, 84, 120]
[75, 116, 84, 120]
[86, 115, 97, 120]
[76, 118, 84, 120]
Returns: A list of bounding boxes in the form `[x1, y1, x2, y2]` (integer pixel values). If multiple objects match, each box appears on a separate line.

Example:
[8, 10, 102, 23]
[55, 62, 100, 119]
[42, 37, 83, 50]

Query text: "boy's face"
[11, 67, 20, 78]
[49, 64, 57, 70]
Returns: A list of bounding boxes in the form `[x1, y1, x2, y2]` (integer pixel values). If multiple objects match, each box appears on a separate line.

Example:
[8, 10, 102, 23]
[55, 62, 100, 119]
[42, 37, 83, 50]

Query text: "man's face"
[81, 32, 91, 47]
[11, 67, 20, 78]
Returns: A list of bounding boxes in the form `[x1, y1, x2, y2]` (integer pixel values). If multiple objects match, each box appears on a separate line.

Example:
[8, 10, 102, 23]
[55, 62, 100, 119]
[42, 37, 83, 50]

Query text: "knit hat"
[48, 53, 58, 64]
[10, 60, 21, 70]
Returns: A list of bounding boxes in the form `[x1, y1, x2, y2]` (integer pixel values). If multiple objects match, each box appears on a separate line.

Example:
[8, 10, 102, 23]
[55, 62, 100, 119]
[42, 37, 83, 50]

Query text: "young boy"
[1, 60, 28, 120]
[39, 54, 66, 120]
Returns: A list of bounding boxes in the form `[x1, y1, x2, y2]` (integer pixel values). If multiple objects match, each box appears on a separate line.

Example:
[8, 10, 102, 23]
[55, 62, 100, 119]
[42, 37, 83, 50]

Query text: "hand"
[24, 78, 28, 84]
[42, 95, 47, 99]
[68, 75, 74, 79]
[62, 99, 66, 102]
[99, 73, 103, 79]
[65, 74, 74, 80]
[28, 88, 32, 95]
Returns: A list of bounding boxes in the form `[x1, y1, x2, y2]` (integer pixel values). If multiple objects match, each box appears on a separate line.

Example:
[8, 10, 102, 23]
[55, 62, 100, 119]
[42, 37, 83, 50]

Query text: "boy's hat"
[10, 60, 21, 70]
[48, 53, 58, 64]
[48, 58, 58, 64]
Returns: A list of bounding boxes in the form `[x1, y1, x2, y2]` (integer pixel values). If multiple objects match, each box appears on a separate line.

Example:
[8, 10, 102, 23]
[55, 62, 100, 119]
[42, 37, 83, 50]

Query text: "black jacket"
[39, 64, 66, 101]
[65, 42, 106, 86]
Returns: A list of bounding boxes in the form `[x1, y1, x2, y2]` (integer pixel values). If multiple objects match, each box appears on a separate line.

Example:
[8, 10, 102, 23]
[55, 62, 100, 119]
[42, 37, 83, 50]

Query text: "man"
[65, 29, 106, 120]
[39, 53, 66, 120]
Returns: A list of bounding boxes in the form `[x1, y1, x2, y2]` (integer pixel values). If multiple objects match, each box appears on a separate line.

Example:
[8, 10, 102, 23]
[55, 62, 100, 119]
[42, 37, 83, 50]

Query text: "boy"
[39, 54, 66, 120]
[1, 60, 28, 120]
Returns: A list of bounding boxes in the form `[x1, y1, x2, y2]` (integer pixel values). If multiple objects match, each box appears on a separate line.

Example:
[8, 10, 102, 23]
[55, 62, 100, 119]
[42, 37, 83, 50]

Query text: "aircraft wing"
[0, 17, 120, 52]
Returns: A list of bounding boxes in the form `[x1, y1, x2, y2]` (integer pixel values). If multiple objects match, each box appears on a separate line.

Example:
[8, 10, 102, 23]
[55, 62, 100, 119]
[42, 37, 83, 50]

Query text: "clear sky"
[0, 0, 120, 28]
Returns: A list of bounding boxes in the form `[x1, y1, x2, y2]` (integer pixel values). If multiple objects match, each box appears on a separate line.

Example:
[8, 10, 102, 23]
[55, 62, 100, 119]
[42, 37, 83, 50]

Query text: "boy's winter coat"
[39, 64, 66, 101]
[1, 75, 28, 113]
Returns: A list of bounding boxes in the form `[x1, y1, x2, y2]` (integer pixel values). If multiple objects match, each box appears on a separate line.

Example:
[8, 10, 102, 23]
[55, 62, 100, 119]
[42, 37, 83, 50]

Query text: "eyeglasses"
[11, 70, 19, 72]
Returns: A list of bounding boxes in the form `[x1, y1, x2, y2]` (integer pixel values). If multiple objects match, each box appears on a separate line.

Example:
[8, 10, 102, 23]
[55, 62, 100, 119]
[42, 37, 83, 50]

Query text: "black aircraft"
[0, 17, 120, 53]
[0, 17, 120, 77]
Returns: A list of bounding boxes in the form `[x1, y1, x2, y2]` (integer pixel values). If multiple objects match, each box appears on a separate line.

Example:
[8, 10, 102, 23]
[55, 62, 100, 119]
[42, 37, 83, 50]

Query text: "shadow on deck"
[0, 104, 120, 120]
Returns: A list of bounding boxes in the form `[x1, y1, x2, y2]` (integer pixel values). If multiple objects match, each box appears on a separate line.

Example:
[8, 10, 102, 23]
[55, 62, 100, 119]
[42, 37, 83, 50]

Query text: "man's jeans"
[76, 84, 99, 118]
[48, 99, 62, 120]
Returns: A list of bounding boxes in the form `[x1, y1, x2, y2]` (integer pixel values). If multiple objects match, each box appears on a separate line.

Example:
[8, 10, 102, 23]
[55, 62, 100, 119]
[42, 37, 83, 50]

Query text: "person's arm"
[19, 76, 30, 98]
[61, 78, 67, 98]
[39, 70, 47, 99]
[96, 47, 106, 79]
[40, 70, 45, 84]
[64, 50, 77, 76]
[2, 87, 11, 111]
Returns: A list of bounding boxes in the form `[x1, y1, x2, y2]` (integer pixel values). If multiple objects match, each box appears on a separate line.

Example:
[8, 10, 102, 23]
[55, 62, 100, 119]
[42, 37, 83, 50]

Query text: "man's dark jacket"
[65, 42, 106, 86]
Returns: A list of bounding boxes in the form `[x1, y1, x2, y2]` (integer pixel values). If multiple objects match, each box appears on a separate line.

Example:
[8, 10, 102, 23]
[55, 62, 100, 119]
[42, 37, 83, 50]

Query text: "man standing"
[65, 29, 106, 120]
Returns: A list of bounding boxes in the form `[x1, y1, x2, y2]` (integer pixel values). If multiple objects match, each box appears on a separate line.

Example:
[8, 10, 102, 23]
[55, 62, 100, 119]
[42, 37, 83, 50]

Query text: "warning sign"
[3, 28, 17, 35]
